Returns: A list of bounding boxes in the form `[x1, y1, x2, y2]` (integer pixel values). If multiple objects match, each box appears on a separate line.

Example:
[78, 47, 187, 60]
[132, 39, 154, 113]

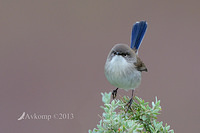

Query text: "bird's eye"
[111, 51, 116, 56]
[122, 53, 129, 57]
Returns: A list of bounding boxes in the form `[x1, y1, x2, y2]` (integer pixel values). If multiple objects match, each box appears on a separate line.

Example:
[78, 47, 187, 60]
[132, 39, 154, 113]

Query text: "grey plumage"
[105, 43, 147, 91]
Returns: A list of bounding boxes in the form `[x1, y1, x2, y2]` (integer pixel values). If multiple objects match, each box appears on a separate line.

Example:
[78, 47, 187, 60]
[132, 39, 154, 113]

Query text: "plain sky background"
[0, 0, 200, 132]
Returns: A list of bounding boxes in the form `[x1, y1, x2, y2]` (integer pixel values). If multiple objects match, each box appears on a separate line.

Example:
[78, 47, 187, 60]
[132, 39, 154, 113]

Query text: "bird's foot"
[112, 88, 118, 99]
[125, 97, 133, 111]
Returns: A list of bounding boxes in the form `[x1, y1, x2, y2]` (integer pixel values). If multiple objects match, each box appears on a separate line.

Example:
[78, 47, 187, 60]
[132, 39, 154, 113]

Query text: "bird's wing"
[134, 56, 148, 72]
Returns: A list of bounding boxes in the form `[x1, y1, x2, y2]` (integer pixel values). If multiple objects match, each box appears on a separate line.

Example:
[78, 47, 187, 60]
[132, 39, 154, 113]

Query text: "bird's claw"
[125, 98, 133, 111]
[112, 88, 118, 99]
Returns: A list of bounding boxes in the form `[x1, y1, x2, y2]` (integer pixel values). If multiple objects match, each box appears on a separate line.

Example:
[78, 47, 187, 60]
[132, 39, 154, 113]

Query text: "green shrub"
[89, 92, 174, 133]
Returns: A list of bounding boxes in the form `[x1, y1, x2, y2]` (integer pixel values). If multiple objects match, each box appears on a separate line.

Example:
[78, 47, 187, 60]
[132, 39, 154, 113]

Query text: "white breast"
[105, 56, 141, 90]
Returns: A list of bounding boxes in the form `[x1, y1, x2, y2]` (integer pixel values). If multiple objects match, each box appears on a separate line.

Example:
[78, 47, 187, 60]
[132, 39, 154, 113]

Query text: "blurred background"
[0, 0, 200, 132]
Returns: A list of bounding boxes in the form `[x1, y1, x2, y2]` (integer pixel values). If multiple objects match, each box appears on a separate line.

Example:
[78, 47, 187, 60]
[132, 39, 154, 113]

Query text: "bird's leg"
[126, 89, 134, 111]
[112, 88, 118, 99]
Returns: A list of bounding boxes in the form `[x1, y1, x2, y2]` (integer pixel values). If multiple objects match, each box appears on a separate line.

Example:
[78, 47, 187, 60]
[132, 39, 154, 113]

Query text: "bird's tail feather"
[130, 21, 147, 51]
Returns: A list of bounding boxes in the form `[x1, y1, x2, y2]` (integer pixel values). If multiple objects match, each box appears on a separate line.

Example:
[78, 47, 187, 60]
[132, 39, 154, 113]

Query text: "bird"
[104, 21, 148, 110]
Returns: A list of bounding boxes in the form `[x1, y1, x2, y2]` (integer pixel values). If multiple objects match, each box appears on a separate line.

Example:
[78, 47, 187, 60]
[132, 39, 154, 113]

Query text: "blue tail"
[130, 21, 147, 50]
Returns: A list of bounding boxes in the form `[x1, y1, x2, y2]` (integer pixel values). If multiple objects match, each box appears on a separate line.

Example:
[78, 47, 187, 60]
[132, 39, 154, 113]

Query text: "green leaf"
[88, 92, 174, 133]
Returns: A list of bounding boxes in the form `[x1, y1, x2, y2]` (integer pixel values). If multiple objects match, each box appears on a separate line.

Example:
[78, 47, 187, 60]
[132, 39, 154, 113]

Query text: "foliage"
[88, 92, 174, 133]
